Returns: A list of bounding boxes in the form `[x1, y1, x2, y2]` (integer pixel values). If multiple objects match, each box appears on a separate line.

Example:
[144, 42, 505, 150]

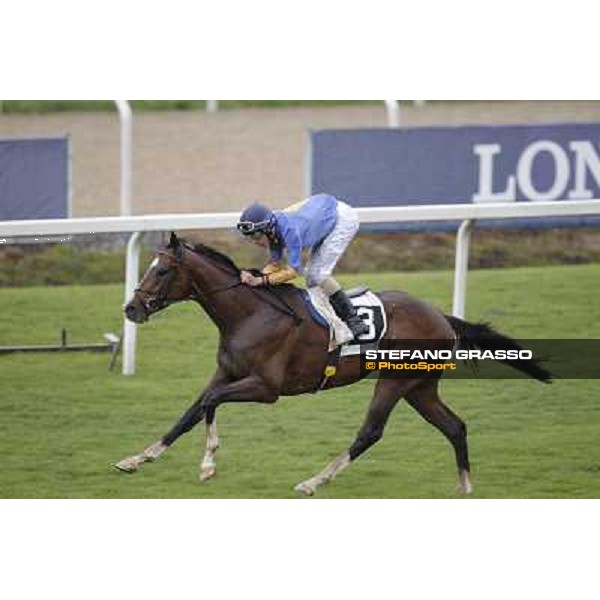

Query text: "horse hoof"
[113, 459, 138, 473]
[458, 471, 473, 494]
[199, 467, 216, 482]
[294, 482, 316, 497]
[456, 481, 473, 494]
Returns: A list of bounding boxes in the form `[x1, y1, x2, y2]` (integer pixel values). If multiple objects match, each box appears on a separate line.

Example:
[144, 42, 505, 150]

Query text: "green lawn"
[1, 264, 599, 498]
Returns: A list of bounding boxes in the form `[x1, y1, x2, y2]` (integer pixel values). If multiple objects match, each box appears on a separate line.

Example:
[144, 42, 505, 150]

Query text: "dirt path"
[1, 101, 599, 217]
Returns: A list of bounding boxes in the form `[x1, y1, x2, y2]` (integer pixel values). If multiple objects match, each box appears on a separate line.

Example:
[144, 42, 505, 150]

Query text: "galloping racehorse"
[116, 232, 551, 495]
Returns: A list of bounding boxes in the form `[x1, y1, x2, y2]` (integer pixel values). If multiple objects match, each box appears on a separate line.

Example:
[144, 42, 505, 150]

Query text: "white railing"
[114, 101, 133, 216]
[2, 199, 600, 375]
[385, 100, 401, 127]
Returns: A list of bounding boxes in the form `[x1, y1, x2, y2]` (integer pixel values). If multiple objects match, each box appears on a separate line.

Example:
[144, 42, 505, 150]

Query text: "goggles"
[236, 220, 271, 236]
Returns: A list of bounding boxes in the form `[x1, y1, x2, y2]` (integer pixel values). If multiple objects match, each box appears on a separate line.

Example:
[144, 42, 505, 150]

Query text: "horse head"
[124, 232, 195, 323]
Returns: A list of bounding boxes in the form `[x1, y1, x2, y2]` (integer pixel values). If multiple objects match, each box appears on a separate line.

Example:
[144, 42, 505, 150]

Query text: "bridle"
[134, 249, 239, 316]
[135, 245, 302, 324]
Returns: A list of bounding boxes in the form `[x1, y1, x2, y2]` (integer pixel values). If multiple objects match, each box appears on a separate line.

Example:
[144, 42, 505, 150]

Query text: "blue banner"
[309, 123, 600, 229]
[0, 136, 70, 221]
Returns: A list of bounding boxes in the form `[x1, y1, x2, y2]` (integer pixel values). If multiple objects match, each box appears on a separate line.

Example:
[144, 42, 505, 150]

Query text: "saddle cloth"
[303, 286, 387, 354]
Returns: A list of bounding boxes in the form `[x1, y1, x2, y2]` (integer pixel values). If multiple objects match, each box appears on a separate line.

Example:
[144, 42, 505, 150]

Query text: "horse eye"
[157, 267, 169, 277]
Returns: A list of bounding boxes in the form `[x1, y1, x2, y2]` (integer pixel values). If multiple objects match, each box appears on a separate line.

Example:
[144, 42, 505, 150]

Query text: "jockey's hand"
[240, 270, 264, 287]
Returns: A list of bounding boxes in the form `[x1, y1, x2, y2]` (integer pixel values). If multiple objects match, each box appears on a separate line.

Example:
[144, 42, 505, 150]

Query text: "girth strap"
[316, 346, 342, 391]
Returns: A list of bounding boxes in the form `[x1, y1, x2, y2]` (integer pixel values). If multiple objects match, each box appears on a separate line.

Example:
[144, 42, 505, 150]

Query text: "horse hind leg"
[199, 408, 219, 482]
[294, 379, 410, 496]
[294, 450, 351, 496]
[405, 381, 473, 494]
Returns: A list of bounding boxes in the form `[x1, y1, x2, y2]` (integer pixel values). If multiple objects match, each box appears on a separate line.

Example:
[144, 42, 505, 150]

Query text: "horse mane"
[185, 239, 296, 294]
[188, 242, 241, 275]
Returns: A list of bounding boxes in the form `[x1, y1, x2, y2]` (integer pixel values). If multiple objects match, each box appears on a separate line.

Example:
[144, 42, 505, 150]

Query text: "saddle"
[303, 285, 387, 351]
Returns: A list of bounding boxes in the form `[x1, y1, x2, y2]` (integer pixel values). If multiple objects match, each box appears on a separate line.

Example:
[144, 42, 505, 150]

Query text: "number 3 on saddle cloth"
[300, 286, 388, 389]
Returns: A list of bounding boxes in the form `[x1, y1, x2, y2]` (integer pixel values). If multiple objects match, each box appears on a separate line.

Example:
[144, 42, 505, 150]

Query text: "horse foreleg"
[114, 371, 228, 475]
[162, 375, 277, 448]
[113, 397, 209, 474]
[115, 375, 277, 478]
[114, 439, 168, 473]
[115, 397, 209, 474]
[295, 379, 407, 496]
[199, 408, 219, 482]
[115, 395, 211, 474]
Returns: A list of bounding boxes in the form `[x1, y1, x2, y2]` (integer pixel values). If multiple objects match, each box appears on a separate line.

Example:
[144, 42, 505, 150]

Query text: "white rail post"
[452, 219, 475, 318]
[384, 100, 401, 127]
[114, 100, 132, 216]
[206, 100, 219, 113]
[123, 231, 144, 375]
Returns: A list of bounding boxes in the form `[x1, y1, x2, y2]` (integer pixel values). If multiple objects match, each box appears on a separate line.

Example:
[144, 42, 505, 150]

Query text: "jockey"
[236, 193, 369, 338]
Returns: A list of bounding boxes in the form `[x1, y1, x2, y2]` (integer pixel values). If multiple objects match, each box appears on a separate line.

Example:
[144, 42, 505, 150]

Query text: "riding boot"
[329, 290, 369, 339]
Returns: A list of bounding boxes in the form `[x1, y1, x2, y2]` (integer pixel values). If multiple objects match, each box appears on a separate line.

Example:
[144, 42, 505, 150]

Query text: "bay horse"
[116, 232, 551, 495]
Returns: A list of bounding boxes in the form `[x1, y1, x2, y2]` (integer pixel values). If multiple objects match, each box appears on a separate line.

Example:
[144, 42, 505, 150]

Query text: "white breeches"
[304, 201, 359, 288]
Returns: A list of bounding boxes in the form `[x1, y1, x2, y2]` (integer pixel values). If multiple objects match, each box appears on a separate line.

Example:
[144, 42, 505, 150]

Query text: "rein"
[188, 276, 301, 324]
[188, 278, 242, 300]
[249, 284, 303, 325]
[143, 246, 302, 324]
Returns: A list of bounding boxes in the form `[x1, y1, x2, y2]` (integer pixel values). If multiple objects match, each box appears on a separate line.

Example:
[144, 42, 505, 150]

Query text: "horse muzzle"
[124, 296, 149, 323]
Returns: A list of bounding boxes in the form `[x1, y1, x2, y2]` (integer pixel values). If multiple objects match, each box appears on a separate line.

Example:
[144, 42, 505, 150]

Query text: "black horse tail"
[444, 315, 553, 383]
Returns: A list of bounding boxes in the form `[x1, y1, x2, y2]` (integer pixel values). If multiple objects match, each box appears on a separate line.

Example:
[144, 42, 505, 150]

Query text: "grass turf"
[0, 264, 599, 498]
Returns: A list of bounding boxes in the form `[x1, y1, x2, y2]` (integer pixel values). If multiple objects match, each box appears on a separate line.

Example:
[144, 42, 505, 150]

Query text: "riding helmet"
[237, 202, 275, 235]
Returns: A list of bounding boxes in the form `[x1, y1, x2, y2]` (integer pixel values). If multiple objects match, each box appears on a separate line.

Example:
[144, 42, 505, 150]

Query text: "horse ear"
[168, 231, 179, 248]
